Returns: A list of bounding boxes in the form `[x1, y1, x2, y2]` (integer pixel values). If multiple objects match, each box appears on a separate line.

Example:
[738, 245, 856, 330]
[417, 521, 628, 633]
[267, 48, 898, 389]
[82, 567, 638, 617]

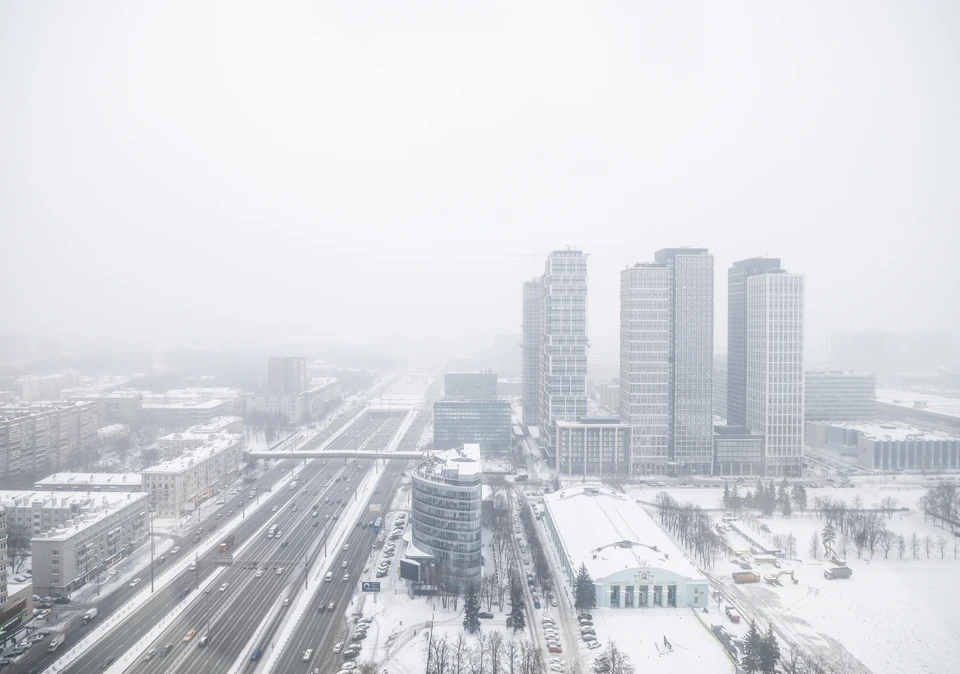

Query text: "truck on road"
[824, 567, 853, 580]
[82, 608, 98, 624]
[219, 534, 235, 552]
[724, 605, 741, 623]
[732, 571, 761, 584]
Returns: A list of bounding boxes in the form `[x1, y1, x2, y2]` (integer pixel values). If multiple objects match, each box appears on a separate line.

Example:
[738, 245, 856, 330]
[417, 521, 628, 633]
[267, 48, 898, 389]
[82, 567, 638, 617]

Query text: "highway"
[52, 412, 405, 674]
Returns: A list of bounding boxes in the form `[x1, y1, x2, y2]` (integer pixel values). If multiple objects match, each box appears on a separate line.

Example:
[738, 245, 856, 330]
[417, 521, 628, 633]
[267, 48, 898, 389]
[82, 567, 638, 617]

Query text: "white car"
[272, 506, 278, 512]
[342, 561, 348, 568]
[302, 649, 313, 661]
[129, 578, 142, 588]
[343, 573, 350, 581]
[277, 567, 284, 575]
[587, 641, 602, 650]
[333, 642, 343, 653]
[171, 546, 181, 555]
[255, 569, 264, 578]
[343, 544, 350, 551]
[219, 583, 229, 592]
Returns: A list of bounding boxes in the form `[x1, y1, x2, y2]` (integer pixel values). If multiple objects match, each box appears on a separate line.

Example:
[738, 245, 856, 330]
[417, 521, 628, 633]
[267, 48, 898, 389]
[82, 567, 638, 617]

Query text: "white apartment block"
[0, 490, 141, 539]
[244, 378, 340, 424]
[61, 389, 143, 426]
[16, 371, 80, 402]
[746, 271, 805, 477]
[0, 402, 98, 481]
[538, 251, 588, 453]
[142, 433, 243, 517]
[31, 492, 149, 596]
[156, 416, 244, 460]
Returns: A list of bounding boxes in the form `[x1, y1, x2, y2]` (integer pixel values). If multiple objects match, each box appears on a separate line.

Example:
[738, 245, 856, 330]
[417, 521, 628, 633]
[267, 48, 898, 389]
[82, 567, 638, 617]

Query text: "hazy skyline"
[2, 2, 958, 356]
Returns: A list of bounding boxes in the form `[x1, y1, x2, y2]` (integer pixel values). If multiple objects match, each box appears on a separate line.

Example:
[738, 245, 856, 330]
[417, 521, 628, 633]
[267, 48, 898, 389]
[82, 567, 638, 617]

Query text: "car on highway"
[272, 506, 278, 512]
[143, 648, 157, 661]
[342, 561, 348, 568]
[171, 546, 181, 555]
[218, 583, 228, 592]
[333, 642, 343, 653]
[129, 578, 141, 588]
[343, 573, 350, 581]
[255, 568, 264, 577]
[184, 629, 197, 642]
[250, 648, 262, 661]
[313, 521, 319, 527]
[99, 656, 115, 670]
[327, 601, 336, 611]
[343, 544, 349, 551]
[302, 649, 313, 661]
[162, 644, 173, 656]
[277, 567, 284, 575]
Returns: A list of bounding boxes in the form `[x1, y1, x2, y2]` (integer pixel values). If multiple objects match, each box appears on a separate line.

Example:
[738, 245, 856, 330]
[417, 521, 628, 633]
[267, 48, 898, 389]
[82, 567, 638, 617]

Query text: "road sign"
[369, 503, 383, 514]
[361, 581, 381, 593]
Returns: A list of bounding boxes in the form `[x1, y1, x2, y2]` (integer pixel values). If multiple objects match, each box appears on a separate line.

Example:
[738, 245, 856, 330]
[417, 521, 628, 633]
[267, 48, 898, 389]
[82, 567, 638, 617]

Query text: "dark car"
[53, 596, 71, 605]
[479, 612, 494, 619]
[162, 644, 173, 656]
[251, 648, 262, 661]
[99, 656, 115, 670]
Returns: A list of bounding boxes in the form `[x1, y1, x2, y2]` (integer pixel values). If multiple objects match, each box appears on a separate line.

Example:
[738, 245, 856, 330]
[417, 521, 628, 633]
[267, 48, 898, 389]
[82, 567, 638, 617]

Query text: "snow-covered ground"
[635, 484, 960, 674]
[590, 609, 735, 674]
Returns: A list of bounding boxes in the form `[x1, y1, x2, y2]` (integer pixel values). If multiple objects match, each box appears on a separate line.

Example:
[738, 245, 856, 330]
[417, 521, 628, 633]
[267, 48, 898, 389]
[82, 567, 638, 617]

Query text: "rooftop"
[557, 417, 626, 427]
[0, 488, 140, 510]
[542, 483, 705, 582]
[814, 419, 957, 442]
[0, 400, 95, 420]
[142, 433, 242, 474]
[34, 472, 142, 489]
[415, 444, 482, 482]
[877, 388, 960, 420]
[32, 492, 150, 542]
[141, 399, 230, 410]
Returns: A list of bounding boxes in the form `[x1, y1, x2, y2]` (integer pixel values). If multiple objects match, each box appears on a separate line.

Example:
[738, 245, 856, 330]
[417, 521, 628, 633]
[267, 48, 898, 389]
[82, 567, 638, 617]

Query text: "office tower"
[714, 354, 728, 419]
[804, 371, 876, 420]
[620, 249, 713, 476]
[444, 372, 498, 399]
[727, 258, 782, 426]
[522, 278, 542, 426]
[538, 251, 588, 452]
[746, 270, 805, 476]
[266, 356, 307, 394]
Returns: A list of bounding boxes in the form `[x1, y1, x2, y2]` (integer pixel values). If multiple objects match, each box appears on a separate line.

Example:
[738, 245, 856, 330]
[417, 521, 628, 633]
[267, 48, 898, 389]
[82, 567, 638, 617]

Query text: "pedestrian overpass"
[244, 450, 425, 461]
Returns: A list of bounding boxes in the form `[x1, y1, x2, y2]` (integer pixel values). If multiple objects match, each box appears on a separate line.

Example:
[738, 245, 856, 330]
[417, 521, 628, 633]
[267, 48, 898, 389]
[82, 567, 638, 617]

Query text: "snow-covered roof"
[34, 472, 142, 489]
[417, 444, 482, 480]
[542, 483, 706, 583]
[32, 492, 150, 542]
[141, 399, 230, 410]
[0, 489, 140, 510]
[817, 420, 957, 442]
[142, 433, 242, 474]
[877, 388, 960, 420]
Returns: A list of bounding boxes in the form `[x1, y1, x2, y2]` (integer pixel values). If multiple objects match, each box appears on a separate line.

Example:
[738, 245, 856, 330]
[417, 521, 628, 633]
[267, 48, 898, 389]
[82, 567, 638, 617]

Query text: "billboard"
[361, 581, 381, 593]
[369, 503, 383, 514]
[399, 559, 422, 583]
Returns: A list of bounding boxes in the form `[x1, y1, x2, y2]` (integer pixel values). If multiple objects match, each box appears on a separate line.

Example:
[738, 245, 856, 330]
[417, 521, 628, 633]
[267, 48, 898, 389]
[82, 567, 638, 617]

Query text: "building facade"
[267, 356, 307, 394]
[727, 258, 782, 427]
[805, 420, 960, 470]
[522, 278, 542, 427]
[61, 390, 143, 427]
[31, 492, 149, 596]
[156, 416, 244, 460]
[433, 399, 511, 457]
[713, 425, 765, 476]
[714, 355, 728, 420]
[141, 399, 234, 429]
[0, 402, 98, 481]
[0, 509, 7, 612]
[746, 271, 805, 477]
[619, 250, 713, 476]
[539, 251, 588, 454]
[541, 485, 709, 609]
[34, 473, 142, 492]
[555, 418, 630, 476]
[411, 445, 482, 583]
[141, 434, 243, 517]
[598, 381, 620, 414]
[16, 371, 80, 402]
[243, 379, 340, 424]
[804, 371, 876, 420]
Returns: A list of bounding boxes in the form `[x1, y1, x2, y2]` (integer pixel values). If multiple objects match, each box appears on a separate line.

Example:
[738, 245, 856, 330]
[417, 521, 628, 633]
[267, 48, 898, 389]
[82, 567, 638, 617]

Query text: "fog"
[2, 1, 958, 356]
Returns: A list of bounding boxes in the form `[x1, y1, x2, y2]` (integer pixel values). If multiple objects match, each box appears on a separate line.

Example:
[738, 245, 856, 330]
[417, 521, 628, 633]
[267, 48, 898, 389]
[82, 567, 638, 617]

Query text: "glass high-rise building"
[538, 251, 588, 454]
[522, 278, 542, 427]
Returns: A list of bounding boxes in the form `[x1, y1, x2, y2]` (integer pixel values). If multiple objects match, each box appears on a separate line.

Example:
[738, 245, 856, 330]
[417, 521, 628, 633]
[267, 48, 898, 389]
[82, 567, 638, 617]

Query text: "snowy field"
[590, 609, 735, 674]
[633, 485, 960, 674]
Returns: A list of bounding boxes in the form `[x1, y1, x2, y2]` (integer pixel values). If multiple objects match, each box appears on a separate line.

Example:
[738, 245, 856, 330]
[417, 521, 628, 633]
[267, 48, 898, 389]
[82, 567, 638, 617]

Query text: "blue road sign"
[361, 581, 381, 593]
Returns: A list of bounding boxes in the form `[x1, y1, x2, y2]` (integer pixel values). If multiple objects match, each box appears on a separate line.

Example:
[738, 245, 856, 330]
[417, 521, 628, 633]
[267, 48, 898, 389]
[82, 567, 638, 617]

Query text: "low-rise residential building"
[156, 416, 244, 460]
[244, 379, 340, 424]
[804, 371, 876, 420]
[433, 398, 511, 457]
[31, 491, 150, 596]
[805, 420, 960, 470]
[0, 490, 142, 539]
[0, 402, 98, 481]
[141, 434, 243, 517]
[0, 508, 7, 611]
[141, 399, 235, 429]
[33, 472, 143, 493]
[16, 371, 80, 402]
[410, 445, 482, 584]
[541, 484, 709, 608]
[60, 390, 143, 426]
[555, 417, 630, 476]
[713, 425, 765, 476]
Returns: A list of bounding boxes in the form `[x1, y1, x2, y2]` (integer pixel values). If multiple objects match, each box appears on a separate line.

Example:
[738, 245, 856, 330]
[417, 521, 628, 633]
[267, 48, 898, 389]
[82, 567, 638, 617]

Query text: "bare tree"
[505, 638, 519, 674]
[937, 536, 947, 559]
[429, 635, 451, 674]
[897, 533, 906, 559]
[911, 532, 920, 559]
[808, 531, 821, 560]
[953, 537, 959, 560]
[837, 533, 850, 560]
[592, 641, 635, 674]
[471, 632, 489, 674]
[518, 640, 540, 674]
[7, 533, 31, 574]
[488, 631, 505, 674]
[453, 634, 470, 674]
[785, 532, 798, 560]
[923, 535, 933, 559]
[880, 495, 899, 519]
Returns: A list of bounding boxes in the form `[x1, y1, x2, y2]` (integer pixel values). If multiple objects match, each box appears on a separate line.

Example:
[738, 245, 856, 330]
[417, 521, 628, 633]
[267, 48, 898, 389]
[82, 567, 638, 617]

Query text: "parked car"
[479, 612, 494, 619]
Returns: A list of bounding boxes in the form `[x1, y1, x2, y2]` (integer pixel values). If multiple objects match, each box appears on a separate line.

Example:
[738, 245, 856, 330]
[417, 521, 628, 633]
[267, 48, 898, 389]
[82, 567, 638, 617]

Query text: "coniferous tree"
[740, 620, 763, 673]
[463, 583, 482, 634]
[759, 623, 780, 674]
[822, 522, 837, 557]
[508, 579, 526, 633]
[574, 562, 597, 613]
[723, 484, 731, 510]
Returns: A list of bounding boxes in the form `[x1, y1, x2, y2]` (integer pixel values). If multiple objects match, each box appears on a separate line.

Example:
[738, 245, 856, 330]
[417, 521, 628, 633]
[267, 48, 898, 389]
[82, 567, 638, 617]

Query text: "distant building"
[597, 381, 619, 414]
[493, 334, 521, 377]
[830, 332, 953, 374]
[0, 402, 98, 481]
[497, 378, 522, 397]
[876, 388, 960, 433]
[31, 492, 149, 596]
[244, 378, 340, 424]
[61, 390, 143, 426]
[805, 420, 960, 471]
[16, 371, 80, 402]
[522, 278, 542, 427]
[141, 399, 234, 429]
[714, 355, 728, 420]
[267, 356, 307, 394]
[33, 472, 142, 493]
[0, 508, 7, 611]
[555, 418, 630, 476]
[541, 484, 709, 608]
[713, 425, 764, 476]
[804, 371, 876, 420]
[444, 372, 498, 400]
[433, 399, 511, 457]
[0, 490, 141, 539]
[410, 445, 482, 584]
[539, 251, 588, 453]
[141, 434, 243, 517]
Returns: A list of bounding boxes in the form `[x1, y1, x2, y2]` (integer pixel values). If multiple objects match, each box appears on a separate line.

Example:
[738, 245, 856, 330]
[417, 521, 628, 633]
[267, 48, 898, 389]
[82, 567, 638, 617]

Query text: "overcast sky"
[2, 1, 958, 357]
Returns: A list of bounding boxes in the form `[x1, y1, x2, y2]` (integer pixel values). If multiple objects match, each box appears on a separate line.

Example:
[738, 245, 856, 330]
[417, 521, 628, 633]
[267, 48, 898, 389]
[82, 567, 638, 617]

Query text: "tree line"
[653, 493, 724, 567]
